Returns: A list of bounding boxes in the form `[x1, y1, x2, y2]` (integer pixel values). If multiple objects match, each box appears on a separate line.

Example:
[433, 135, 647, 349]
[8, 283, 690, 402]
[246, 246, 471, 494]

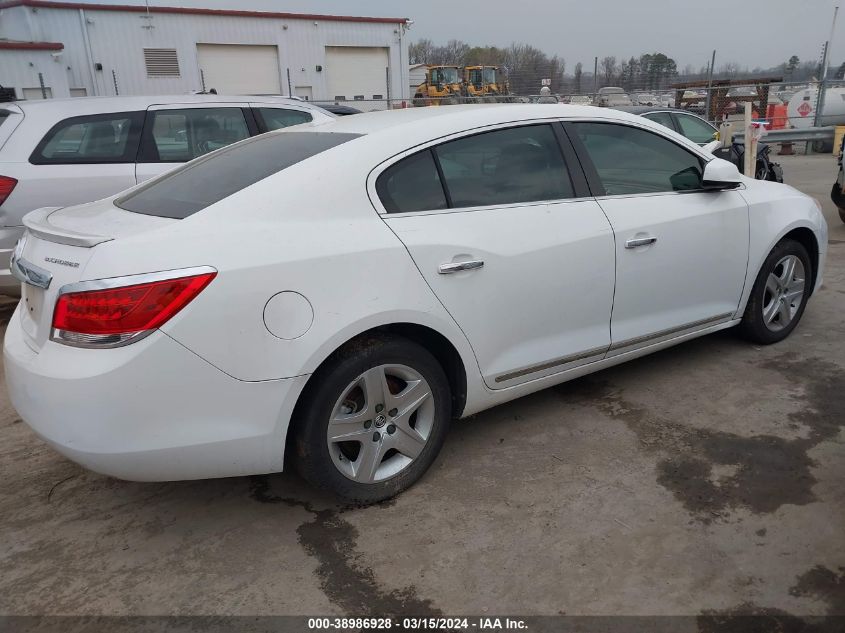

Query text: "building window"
[144, 48, 180, 77]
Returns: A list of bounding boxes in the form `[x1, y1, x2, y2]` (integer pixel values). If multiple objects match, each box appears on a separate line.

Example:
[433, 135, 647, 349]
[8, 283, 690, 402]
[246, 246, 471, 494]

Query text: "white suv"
[0, 94, 334, 295]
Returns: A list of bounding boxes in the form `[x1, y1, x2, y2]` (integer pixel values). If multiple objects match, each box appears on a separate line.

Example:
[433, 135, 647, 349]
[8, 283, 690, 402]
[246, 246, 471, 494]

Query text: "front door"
[568, 121, 749, 355]
[375, 123, 616, 388]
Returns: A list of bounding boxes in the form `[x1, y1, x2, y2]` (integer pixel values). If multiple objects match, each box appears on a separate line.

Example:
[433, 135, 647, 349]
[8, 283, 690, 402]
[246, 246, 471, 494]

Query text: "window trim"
[136, 106, 256, 164]
[29, 111, 145, 165]
[562, 119, 713, 199]
[368, 120, 590, 217]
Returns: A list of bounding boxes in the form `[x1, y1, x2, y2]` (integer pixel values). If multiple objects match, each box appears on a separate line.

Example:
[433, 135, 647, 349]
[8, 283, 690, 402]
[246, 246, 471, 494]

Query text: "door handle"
[625, 236, 657, 249]
[438, 260, 484, 274]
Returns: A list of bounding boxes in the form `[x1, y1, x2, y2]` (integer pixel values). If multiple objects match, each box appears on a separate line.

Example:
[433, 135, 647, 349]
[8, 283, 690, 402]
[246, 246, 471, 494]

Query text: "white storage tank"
[787, 86, 845, 128]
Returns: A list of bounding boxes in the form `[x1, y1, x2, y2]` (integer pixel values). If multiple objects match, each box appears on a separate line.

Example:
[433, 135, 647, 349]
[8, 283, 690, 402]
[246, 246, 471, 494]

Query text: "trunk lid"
[15, 201, 176, 352]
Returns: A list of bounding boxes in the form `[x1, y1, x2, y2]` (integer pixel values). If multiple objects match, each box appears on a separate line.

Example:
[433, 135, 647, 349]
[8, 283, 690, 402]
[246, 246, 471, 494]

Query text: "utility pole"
[593, 56, 598, 101]
[814, 5, 839, 128]
[705, 50, 716, 122]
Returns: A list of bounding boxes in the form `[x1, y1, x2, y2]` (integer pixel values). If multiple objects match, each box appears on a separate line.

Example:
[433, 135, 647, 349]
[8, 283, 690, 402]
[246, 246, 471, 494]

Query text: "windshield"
[482, 68, 496, 84]
[433, 68, 459, 84]
[116, 131, 361, 219]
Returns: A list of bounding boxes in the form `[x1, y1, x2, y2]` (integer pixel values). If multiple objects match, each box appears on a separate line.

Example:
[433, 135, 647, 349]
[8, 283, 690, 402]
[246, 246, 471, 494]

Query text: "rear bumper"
[3, 306, 308, 481]
[0, 226, 23, 296]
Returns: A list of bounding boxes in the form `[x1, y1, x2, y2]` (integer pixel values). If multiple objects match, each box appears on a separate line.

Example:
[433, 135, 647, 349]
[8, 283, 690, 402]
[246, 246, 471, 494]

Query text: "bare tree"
[574, 62, 583, 94]
[600, 56, 617, 86]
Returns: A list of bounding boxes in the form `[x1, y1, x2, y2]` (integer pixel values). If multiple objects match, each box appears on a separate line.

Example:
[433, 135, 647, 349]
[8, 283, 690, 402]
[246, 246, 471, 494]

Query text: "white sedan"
[4, 105, 828, 503]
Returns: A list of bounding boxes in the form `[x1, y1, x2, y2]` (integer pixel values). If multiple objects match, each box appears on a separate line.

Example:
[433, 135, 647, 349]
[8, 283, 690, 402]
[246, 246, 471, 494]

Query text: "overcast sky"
[74, 0, 843, 70]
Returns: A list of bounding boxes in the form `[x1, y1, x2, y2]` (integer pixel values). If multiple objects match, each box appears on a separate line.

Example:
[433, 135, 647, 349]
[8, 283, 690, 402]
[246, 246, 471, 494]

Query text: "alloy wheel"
[327, 364, 434, 483]
[761, 255, 805, 332]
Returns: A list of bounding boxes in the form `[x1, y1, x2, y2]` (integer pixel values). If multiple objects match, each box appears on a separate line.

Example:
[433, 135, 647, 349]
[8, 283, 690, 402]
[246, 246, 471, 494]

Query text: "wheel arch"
[780, 226, 819, 294]
[285, 321, 471, 464]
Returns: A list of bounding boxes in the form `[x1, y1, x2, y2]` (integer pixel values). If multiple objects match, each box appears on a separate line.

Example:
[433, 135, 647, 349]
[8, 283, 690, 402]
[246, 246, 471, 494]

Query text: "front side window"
[256, 107, 313, 131]
[674, 114, 718, 145]
[573, 122, 704, 195]
[31, 112, 142, 164]
[144, 108, 250, 162]
[435, 124, 573, 208]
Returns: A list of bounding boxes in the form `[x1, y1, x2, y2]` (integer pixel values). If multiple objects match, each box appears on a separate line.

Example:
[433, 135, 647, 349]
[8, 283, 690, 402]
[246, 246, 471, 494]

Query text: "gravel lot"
[1, 154, 843, 621]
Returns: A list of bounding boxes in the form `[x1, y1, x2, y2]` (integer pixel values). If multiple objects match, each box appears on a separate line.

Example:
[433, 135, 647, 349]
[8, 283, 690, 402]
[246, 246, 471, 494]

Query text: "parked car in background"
[831, 134, 845, 223]
[615, 106, 784, 183]
[5, 105, 826, 503]
[316, 103, 363, 116]
[635, 93, 658, 106]
[569, 95, 594, 106]
[597, 87, 633, 107]
[0, 94, 334, 295]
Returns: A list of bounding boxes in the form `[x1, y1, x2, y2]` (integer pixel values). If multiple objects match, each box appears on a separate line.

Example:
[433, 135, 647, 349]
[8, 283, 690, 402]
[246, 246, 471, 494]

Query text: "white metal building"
[0, 0, 411, 107]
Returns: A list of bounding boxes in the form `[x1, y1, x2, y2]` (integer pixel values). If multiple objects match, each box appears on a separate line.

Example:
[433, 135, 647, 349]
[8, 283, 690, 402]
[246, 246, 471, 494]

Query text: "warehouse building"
[0, 0, 411, 107]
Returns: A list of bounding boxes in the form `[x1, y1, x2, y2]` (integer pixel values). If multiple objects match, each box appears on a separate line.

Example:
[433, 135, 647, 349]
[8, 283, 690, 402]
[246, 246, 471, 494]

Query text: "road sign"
[541, 78, 551, 86]
[797, 101, 812, 117]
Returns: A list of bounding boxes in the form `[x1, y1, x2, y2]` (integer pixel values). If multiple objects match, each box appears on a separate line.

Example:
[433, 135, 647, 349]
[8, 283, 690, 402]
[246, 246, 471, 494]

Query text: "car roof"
[612, 105, 689, 115]
[3, 94, 326, 116]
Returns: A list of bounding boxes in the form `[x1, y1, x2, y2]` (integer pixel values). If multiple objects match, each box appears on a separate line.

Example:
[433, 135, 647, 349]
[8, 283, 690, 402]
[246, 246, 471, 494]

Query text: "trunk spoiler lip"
[22, 207, 114, 248]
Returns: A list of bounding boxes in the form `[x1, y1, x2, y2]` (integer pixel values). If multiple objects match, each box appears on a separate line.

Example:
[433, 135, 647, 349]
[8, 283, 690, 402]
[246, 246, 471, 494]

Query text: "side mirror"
[702, 157, 742, 190]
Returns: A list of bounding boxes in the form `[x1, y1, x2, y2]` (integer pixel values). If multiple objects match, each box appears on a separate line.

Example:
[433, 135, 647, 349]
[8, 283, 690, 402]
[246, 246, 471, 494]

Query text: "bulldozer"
[462, 65, 511, 102]
[412, 65, 464, 106]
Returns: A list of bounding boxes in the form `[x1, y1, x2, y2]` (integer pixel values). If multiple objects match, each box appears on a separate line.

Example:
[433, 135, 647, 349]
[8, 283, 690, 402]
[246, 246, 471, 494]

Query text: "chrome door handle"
[625, 236, 657, 249]
[438, 260, 484, 274]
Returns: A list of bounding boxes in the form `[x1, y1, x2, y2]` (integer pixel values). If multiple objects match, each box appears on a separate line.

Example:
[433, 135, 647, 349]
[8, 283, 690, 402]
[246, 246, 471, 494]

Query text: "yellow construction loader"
[463, 66, 511, 102]
[412, 66, 463, 106]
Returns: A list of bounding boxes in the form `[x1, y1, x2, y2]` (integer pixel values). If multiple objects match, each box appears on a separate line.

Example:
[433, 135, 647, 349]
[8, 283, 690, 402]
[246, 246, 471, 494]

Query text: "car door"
[22, 111, 142, 211]
[566, 121, 749, 356]
[374, 122, 616, 389]
[135, 103, 255, 184]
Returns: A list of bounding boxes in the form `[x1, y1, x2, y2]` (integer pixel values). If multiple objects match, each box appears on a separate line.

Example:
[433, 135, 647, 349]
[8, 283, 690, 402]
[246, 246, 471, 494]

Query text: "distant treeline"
[409, 39, 835, 94]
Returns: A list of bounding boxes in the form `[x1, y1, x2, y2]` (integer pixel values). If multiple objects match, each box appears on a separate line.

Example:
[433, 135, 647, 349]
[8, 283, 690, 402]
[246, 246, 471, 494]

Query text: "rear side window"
[573, 122, 704, 195]
[377, 150, 447, 214]
[141, 108, 250, 162]
[674, 113, 718, 144]
[377, 124, 573, 213]
[0, 111, 9, 128]
[30, 112, 143, 164]
[642, 111, 675, 130]
[117, 131, 361, 219]
[255, 107, 313, 131]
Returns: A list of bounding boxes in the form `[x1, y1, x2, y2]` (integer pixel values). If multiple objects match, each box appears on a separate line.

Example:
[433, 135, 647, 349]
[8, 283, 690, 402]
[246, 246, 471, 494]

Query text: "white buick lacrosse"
[3, 105, 827, 502]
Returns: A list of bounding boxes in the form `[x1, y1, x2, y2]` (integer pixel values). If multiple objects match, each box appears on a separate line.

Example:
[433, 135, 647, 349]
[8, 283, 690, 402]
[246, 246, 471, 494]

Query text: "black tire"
[291, 335, 451, 504]
[830, 183, 845, 222]
[739, 239, 812, 345]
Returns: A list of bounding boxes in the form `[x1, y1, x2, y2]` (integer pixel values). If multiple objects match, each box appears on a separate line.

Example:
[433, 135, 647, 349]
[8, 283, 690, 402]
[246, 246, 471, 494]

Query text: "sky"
[71, 0, 844, 71]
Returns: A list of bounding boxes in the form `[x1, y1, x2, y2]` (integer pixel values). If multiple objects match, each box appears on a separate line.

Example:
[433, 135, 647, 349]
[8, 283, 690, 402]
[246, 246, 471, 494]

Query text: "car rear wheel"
[740, 239, 812, 344]
[292, 335, 451, 503]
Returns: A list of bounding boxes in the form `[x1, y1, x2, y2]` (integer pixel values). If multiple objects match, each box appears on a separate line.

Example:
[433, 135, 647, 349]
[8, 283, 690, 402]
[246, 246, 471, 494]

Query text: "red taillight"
[0, 176, 17, 206]
[52, 272, 216, 344]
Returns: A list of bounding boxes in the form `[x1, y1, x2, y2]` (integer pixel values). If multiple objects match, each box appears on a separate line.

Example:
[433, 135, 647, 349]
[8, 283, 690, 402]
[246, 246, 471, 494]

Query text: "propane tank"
[787, 86, 845, 128]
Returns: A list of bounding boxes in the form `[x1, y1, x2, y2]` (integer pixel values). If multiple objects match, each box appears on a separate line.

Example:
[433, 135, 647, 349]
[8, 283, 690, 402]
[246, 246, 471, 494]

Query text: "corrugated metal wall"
[0, 5, 410, 102]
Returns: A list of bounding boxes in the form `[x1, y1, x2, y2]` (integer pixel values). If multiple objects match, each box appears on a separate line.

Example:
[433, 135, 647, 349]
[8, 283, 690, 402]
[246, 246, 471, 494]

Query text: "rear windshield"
[116, 131, 361, 219]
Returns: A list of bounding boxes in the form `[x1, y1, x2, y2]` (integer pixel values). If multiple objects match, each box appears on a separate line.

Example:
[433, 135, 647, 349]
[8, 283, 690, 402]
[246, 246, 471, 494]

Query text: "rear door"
[374, 122, 616, 389]
[135, 103, 255, 184]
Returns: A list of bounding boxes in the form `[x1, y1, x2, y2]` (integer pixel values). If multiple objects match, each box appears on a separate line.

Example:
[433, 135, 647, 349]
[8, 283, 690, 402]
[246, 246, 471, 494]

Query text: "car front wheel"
[292, 335, 451, 503]
[740, 239, 812, 344]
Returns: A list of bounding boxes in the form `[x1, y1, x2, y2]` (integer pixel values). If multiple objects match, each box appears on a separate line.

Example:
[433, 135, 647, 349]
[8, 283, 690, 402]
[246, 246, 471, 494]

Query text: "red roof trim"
[0, 39, 64, 50]
[0, 0, 408, 24]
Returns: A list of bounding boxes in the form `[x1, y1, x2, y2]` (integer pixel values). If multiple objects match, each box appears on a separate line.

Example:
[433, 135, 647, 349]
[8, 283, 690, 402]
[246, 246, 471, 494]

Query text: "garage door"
[325, 47, 389, 110]
[196, 44, 282, 95]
